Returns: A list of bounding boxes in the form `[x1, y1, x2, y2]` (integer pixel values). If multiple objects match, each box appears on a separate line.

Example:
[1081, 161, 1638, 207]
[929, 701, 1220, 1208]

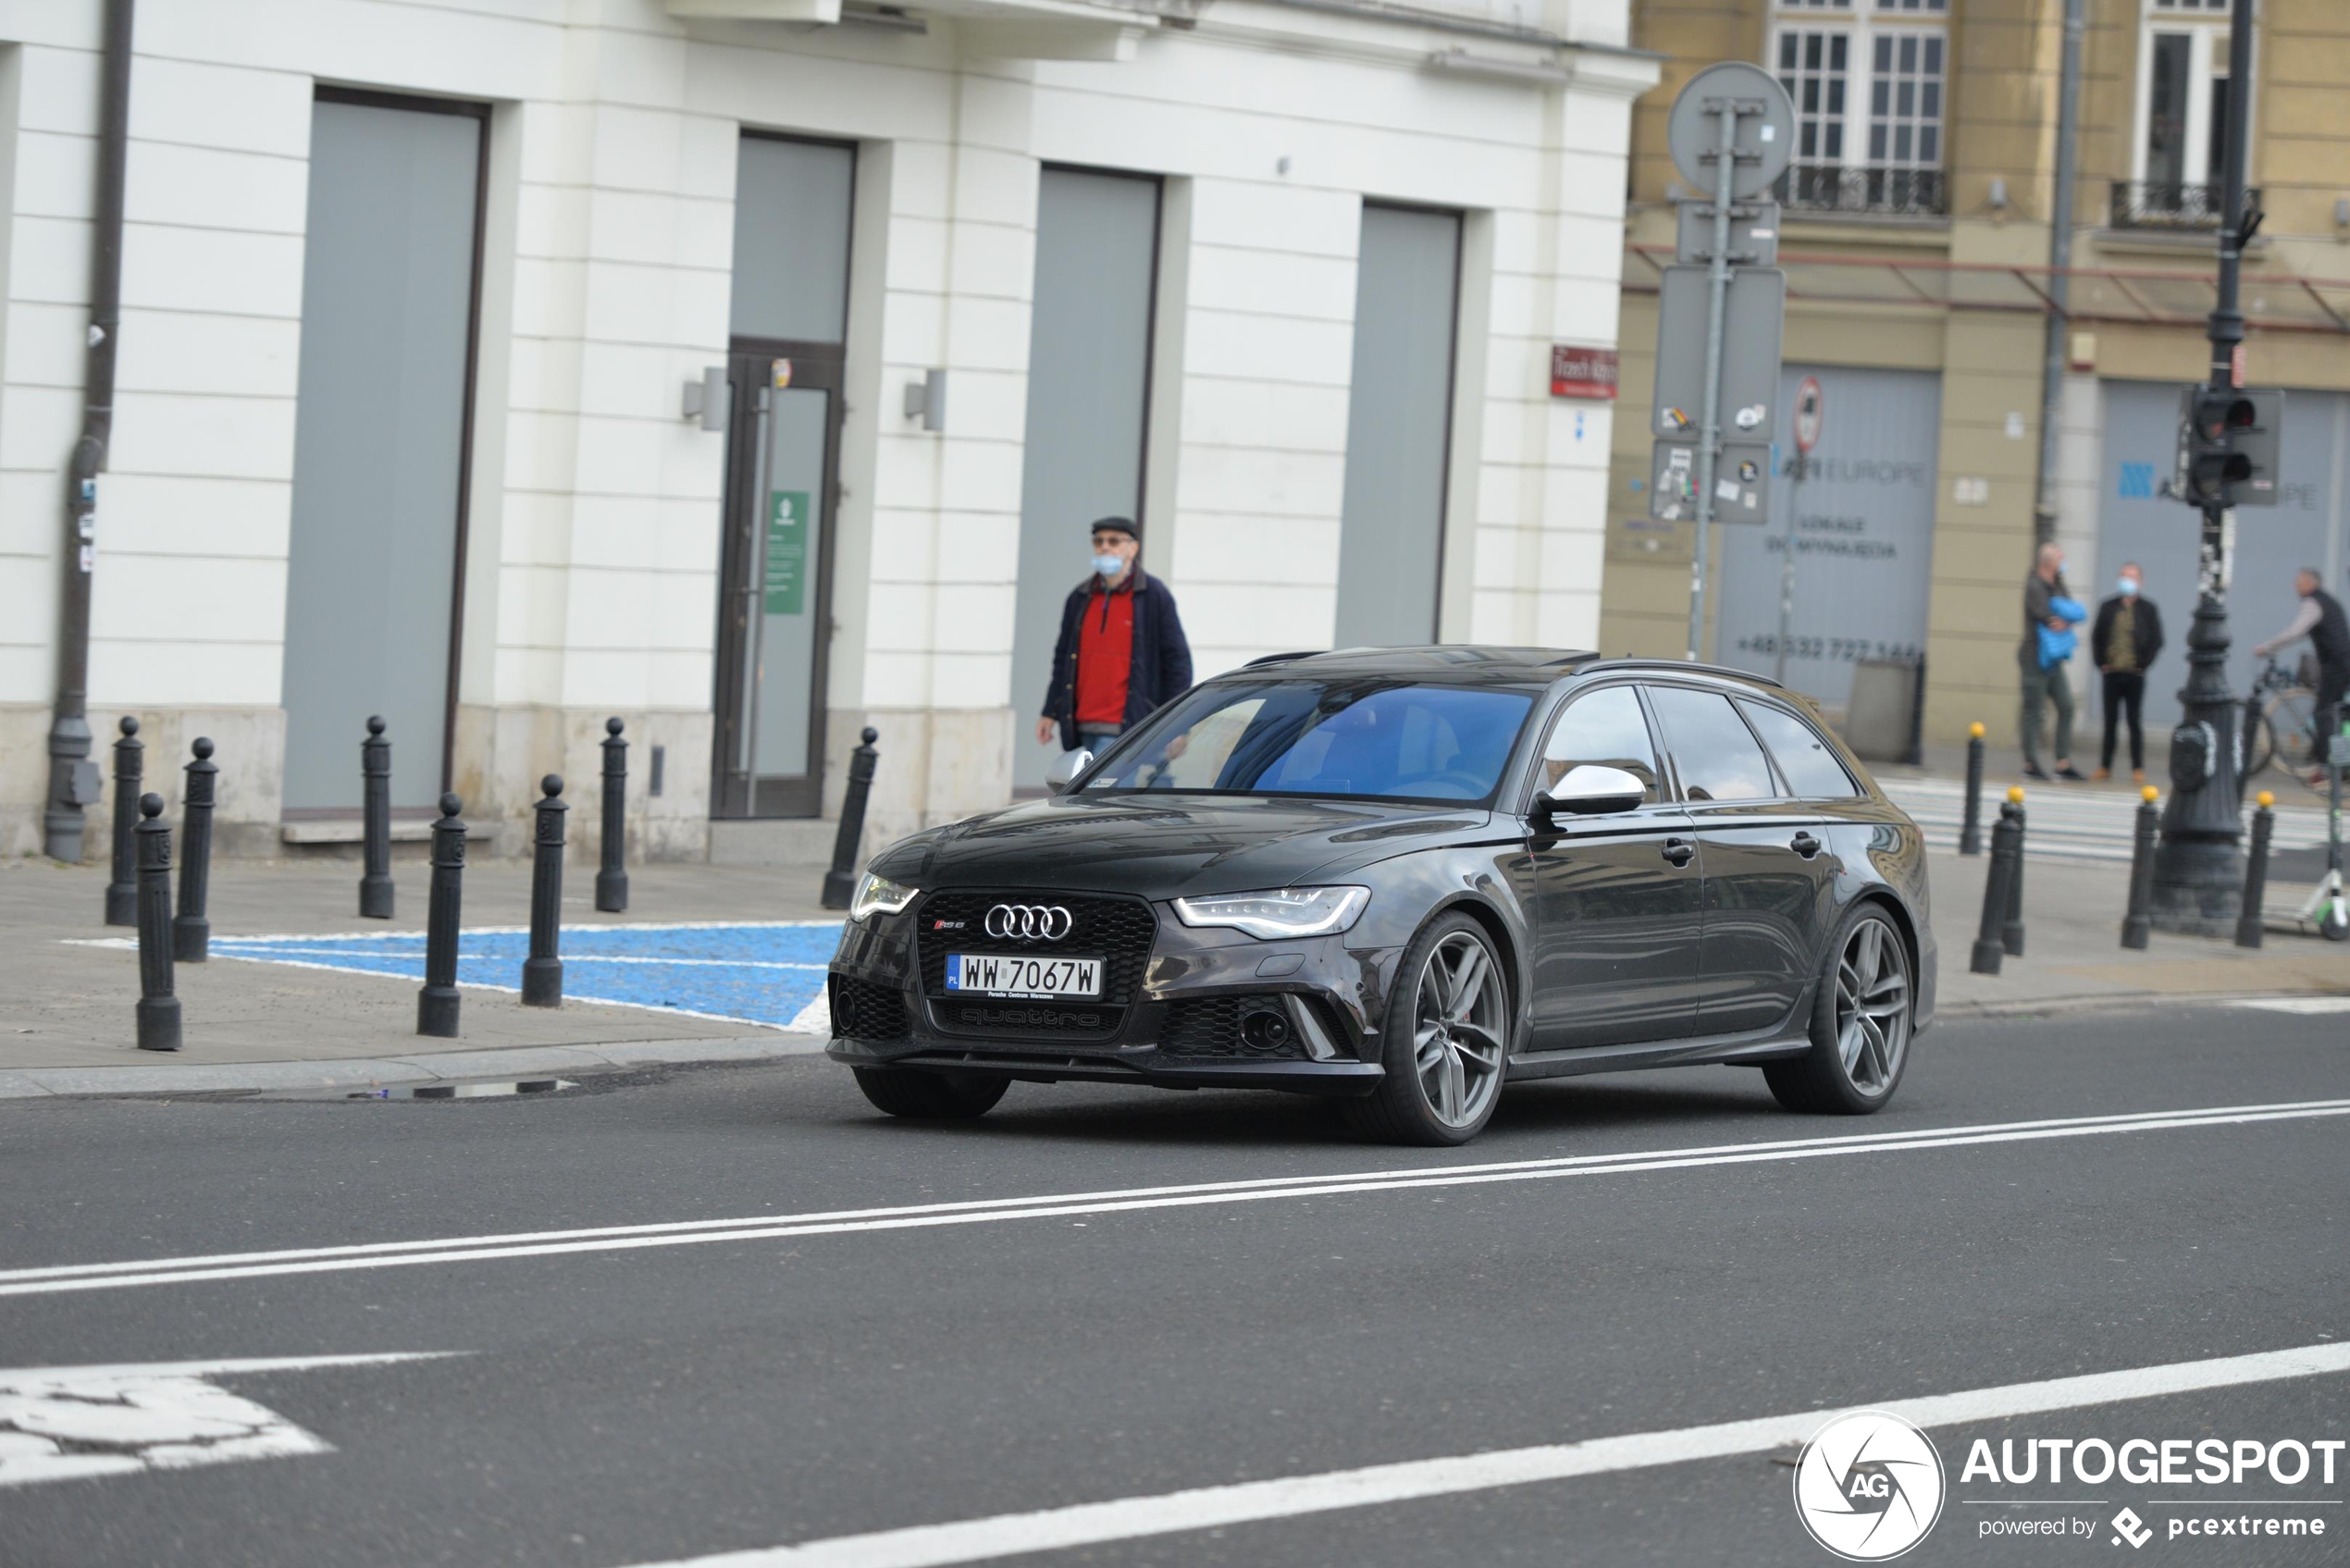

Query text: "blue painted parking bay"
[212, 922, 843, 1031]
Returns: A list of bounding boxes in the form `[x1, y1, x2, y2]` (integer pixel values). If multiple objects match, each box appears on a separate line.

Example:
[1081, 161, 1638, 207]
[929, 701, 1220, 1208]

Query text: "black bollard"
[2001, 786, 2027, 957]
[134, 793, 181, 1052]
[596, 717, 628, 914]
[522, 774, 566, 1007]
[822, 727, 881, 910]
[418, 793, 466, 1038]
[2121, 785, 2158, 950]
[173, 737, 216, 962]
[1958, 721, 1985, 856]
[105, 716, 142, 925]
[359, 715, 393, 920]
[1970, 800, 2021, 977]
[2234, 790, 2275, 950]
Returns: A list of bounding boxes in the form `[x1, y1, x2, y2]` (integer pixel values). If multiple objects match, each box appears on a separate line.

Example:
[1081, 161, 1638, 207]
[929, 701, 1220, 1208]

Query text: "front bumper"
[824, 895, 1394, 1096]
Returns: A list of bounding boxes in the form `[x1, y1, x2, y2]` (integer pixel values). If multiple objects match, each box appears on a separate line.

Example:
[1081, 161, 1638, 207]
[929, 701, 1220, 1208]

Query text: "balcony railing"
[1773, 165, 1948, 218]
[2109, 180, 2255, 231]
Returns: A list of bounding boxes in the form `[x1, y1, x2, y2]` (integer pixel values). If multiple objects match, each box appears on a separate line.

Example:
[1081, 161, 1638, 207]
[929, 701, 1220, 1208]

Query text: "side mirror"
[1045, 747, 1095, 796]
[1534, 764, 1648, 818]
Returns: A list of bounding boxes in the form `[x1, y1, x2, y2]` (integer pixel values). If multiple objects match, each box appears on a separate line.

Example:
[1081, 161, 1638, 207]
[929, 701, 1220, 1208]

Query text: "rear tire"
[1763, 903, 1912, 1116]
[851, 1067, 1009, 1120]
[1341, 912, 1510, 1147]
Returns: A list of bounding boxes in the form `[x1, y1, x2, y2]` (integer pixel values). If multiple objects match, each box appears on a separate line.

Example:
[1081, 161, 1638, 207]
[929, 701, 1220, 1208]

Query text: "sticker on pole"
[1794, 376, 1824, 454]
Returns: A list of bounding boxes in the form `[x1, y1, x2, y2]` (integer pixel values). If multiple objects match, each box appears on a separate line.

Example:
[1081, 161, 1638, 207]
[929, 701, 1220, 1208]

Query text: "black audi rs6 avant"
[826, 648, 1936, 1145]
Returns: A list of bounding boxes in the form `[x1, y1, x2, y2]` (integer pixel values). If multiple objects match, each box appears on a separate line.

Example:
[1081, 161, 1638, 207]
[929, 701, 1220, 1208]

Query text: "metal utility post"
[2149, 0, 2257, 935]
[1687, 93, 1742, 663]
[1654, 62, 1791, 667]
[2031, 0, 2085, 548]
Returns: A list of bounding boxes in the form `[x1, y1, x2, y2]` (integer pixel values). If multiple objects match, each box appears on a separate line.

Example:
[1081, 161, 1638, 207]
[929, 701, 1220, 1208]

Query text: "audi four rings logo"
[984, 904, 1074, 941]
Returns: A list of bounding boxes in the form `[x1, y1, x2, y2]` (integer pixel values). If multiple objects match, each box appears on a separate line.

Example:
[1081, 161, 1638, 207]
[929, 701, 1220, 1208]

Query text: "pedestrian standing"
[2253, 566, 2350, 788]
[1036, 516, 1194, 759]
[2090, 562, 2164, 783]
[2018, 542, 2087, 782]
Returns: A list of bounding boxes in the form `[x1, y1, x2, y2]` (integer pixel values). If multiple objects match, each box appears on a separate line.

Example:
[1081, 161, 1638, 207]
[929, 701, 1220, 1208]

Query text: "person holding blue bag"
[2018, 542, 2089, 782]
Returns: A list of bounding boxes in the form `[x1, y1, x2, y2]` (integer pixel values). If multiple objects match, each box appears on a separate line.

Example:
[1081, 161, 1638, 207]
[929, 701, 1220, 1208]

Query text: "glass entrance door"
[713, 349, 841, 818]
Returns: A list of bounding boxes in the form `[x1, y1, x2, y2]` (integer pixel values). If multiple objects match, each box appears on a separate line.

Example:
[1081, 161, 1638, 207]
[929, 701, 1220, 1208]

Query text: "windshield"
[1081, 679, 1536, 803]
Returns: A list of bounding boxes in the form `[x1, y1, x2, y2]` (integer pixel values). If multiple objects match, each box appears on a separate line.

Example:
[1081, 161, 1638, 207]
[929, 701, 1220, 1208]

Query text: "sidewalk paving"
[3, 805, 2343, 1097]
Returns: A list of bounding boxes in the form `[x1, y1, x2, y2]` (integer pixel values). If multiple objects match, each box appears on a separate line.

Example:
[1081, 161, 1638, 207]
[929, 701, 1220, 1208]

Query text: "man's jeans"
[2019, 658, 2074, 769]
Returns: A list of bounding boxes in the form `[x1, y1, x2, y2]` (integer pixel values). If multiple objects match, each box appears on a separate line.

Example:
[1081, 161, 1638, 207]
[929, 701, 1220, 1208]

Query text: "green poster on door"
[763, 490, 809, 615]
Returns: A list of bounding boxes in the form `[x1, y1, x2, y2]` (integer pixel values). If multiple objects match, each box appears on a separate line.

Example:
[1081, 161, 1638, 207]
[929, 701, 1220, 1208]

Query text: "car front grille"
[1158, 994, 1310, 1060]
[913, 891, 1158, 1043]
[829, 975, 909, 1042]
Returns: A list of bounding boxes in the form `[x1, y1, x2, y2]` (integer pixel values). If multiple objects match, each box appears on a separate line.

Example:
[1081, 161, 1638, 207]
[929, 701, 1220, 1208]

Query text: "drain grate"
[345, 1078, 576, 1101]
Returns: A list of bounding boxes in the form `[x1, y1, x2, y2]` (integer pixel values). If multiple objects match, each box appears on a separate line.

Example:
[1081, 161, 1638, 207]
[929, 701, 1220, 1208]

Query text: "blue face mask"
[1093, 552, 1127, 578]
[2117, 577, 2139, 597]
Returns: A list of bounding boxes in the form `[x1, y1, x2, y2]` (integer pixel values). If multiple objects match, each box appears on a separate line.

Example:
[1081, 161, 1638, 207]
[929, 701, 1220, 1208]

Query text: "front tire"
[1763, 904, 1913, 1115]
[1342, 912, 1510, 1146]
[851, 1067, 1009, 1120]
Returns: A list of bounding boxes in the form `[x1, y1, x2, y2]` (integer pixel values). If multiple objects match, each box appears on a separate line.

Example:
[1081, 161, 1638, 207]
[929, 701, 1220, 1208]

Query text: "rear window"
[1082, 679, 1536, 804]
[1645, 685, 1776, 803]
[1738, 700, 1860, 799]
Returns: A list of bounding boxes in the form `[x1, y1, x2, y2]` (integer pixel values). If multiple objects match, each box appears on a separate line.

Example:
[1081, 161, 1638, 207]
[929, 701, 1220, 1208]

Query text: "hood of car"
[867, 793, 1503, 899]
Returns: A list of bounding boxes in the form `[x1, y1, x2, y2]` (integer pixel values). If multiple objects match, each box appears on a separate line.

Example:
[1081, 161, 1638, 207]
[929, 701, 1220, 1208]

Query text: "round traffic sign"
[1794, 376, 1824, 453]
[1666, 61, 1796, 202]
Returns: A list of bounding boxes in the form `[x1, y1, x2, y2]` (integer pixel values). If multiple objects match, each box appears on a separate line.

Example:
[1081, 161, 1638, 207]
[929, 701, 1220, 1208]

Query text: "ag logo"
[1792, 1410, 1945, 1561]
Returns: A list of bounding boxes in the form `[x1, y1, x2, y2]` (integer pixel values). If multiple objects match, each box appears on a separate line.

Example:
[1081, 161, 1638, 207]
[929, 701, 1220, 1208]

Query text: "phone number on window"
[1734, 636, 1922, 664]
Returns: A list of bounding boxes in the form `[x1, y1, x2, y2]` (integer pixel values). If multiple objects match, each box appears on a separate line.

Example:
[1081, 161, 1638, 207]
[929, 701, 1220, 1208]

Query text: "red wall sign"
[1550, 345, 1618, 400]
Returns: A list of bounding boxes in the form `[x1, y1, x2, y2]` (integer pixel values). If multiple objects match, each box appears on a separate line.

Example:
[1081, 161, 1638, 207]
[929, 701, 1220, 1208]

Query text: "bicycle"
[2241, 657, 2325, 787]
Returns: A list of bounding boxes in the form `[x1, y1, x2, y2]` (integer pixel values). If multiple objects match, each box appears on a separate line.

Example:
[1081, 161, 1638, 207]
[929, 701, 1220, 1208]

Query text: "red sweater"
[1074, 578, 1136, 724]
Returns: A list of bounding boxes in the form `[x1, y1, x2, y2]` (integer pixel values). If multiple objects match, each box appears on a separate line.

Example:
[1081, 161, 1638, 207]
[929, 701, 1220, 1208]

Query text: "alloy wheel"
[1835, 918, 1910, 1096]
[1411, 930, 1506, 1128]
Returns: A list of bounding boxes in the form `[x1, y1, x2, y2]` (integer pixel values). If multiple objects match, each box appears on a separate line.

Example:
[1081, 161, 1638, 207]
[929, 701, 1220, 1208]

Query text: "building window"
[1770, 3, 1946, 216]
[2115, 0, 2249, 228]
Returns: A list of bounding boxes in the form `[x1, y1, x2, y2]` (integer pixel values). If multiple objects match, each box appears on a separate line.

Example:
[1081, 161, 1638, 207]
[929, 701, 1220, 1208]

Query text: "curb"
[1936, 987, 2347, 1021]
[0, 1034, 829, 1101]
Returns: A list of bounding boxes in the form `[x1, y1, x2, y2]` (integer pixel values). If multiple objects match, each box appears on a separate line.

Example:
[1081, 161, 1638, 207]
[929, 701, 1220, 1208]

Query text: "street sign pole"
[1686, 94, 1740, 663]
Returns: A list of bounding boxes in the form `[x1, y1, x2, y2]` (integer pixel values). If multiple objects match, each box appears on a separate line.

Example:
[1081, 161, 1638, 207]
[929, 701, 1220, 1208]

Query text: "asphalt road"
[2, 1004, 2345, 1568]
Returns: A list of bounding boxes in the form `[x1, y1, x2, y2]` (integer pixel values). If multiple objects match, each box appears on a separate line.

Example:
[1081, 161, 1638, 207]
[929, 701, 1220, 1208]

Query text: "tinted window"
[1538, 686, 1661, 804]
[1739, 700, 1859, 799]
[1645, 686, 1777, 803]
[1083, 680, 1536, 804]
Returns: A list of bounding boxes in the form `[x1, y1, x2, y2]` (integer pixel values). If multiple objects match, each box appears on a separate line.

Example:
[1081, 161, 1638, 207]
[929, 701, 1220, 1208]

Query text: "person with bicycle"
[2090, 562, 2163, 783]
[2252, 566, 2350, 786]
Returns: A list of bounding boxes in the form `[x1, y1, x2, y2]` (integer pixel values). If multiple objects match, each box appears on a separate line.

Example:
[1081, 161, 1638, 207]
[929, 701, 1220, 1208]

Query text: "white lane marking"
[612, 1341, 2350, 1568]
[3, 1100, 2343, 1301]
[63, 920, 842, 949]
[2234, 996, 2350, 1015]
[210, 947, 831, 972]
[0, 1353, 453, 1488]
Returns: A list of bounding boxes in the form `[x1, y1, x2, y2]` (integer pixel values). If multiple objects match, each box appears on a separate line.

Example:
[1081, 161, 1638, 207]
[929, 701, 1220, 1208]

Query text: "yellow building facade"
[1603, 0, 2350, 752]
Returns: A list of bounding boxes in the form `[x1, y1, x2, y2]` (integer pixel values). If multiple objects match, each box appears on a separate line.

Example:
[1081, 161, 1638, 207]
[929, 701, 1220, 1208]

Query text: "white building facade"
[0, 0, 1654, 862]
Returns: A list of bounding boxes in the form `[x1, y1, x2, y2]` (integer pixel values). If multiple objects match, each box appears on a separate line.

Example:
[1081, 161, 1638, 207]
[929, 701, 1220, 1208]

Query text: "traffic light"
[2175, 386, 2282, 509]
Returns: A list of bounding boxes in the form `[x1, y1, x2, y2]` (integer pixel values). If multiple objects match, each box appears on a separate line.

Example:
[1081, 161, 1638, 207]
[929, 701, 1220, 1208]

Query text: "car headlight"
[1171, 886, 1369, 940]
[848, 871, 919, 923]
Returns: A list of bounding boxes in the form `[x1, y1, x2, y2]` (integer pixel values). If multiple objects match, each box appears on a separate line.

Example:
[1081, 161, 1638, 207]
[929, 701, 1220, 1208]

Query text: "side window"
[1739, 700, 1859, 799]
[1538, 686, 1662, 804]
[1645, 686, 1777, 804]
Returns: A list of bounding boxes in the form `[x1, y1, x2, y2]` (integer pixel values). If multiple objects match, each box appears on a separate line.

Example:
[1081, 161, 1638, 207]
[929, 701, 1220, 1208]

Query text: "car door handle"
[1662, 838, 1696, 867]
[1791, 832, 1822, 858]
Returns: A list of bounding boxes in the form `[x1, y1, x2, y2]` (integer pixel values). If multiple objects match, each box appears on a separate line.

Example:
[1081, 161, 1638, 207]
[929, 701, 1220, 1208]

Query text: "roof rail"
[1577, 658, 1784, 687]
[1243, 650, 1321, 668]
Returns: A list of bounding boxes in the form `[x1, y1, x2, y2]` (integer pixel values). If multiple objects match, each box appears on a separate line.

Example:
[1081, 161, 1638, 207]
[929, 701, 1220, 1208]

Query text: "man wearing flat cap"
[1036, 516, 1194, 756]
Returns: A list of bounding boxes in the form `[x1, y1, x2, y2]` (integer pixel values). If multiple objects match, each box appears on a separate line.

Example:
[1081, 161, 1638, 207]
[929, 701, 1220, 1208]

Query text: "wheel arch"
[1425, 892, 1525, 1045]
[1849, 887, 1921, 988]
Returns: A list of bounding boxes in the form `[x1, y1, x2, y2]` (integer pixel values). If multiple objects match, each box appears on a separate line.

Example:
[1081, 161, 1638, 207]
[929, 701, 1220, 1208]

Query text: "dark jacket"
[1042, 568, 1194, 752]
[2313, 587, 2350, 673]
[2090, 594, 2165, 674]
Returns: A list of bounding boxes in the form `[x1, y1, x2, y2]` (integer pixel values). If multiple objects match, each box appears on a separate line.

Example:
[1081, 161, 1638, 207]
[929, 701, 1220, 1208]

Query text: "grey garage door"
[2098, 380, 2350, 729]
[1717, 364, 1941, 711]
[280, 94, 482, 810]
[1008, 167, 1159, 792]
